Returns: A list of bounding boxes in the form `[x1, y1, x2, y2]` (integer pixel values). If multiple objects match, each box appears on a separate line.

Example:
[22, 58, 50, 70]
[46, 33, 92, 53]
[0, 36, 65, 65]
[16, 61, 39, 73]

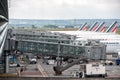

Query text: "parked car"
[9, 63, 24, 67]
[104, 60, 114, 65]
[47, 60, 55, 65]
[29, 58, 37, 64]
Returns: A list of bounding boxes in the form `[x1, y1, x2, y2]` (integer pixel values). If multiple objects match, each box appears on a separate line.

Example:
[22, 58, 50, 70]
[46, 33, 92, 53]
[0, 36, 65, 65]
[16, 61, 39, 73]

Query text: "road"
[9, 59, 120, 78]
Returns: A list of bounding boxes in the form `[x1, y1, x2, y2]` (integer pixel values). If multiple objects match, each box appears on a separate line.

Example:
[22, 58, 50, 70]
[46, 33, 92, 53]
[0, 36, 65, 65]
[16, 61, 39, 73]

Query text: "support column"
[5, 53, 9, 73]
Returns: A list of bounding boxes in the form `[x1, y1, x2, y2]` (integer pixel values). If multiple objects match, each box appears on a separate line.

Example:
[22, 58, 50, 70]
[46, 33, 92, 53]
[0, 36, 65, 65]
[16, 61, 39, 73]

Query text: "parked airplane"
[51, 21, 120, 53]
[79, 21, 117, 33]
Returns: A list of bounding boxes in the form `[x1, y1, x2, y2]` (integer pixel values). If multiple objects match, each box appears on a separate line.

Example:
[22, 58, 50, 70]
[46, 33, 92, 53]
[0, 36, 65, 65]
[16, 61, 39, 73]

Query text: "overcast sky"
[9, 0, 120, 19]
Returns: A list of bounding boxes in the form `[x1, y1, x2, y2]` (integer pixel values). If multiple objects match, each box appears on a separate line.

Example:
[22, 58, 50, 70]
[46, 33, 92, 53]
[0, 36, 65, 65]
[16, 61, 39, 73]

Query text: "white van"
[29, 58, 37, 64]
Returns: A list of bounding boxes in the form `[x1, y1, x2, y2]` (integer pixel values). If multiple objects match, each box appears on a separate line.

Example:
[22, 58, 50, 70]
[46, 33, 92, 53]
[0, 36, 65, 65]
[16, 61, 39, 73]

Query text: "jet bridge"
[12, 29, 106, 60]
[53, 40, 106, 75]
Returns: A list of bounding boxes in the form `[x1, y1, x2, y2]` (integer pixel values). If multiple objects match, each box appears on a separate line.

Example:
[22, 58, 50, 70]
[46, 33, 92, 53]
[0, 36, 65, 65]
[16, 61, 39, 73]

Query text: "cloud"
[9, 0, 120, 19]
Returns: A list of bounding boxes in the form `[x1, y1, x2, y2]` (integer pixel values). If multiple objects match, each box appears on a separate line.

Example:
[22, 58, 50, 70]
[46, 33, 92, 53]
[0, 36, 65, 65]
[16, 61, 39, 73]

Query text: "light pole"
[57, 41, 60, 66]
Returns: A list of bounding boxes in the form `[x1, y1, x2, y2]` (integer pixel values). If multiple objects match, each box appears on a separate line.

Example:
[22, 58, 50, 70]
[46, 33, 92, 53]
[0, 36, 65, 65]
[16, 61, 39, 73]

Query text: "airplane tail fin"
[99, 26, 106, 32]
[88, 22, 98, 31]
[78, 22, 87, 31]
[95, 22, 105, 32]
[82, 25, 88, 31]
[111, 25, 117, 33]
[105, 21, 117, 33]
[92, 24, 98, 31]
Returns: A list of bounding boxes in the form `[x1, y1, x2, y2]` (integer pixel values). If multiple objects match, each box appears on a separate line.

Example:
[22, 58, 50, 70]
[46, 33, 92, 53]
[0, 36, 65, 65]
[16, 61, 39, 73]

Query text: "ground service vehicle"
[80, 63, 107, 78]
[29, 58, 37, 64]
[115, 59, 120, 65]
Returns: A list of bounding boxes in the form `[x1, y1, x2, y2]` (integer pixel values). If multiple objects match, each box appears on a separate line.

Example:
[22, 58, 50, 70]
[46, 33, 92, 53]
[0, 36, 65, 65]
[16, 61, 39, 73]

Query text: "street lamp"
[57, 41, 60, 66]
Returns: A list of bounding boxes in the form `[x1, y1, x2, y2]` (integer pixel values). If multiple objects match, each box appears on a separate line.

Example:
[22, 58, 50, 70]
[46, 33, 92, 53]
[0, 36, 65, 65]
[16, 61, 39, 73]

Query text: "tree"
[43, 24, 58, 28]
[32, 25, 36, 28]
[65, 25, 74, 28]
[116, 28, 120, 34]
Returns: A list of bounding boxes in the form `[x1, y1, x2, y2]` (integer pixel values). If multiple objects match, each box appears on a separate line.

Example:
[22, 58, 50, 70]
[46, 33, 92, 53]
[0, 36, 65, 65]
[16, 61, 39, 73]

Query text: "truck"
[115, 52, 120, 65]
[115, 59, 120, 65]
[79, 63, 107, 78]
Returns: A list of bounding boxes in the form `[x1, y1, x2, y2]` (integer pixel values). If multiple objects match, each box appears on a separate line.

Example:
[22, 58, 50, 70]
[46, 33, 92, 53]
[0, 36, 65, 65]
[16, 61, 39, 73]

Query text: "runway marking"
[37, 64, 48, 77]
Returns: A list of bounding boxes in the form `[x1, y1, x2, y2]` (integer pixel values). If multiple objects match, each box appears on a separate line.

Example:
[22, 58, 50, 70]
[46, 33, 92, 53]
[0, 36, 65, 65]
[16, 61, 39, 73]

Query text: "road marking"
[0, 73, 17, 77]
[37, 64, 48, 77]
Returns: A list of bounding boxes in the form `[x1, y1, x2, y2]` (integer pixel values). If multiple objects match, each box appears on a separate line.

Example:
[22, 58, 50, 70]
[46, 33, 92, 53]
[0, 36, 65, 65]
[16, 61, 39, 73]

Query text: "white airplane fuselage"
[52, 31, 120, 53]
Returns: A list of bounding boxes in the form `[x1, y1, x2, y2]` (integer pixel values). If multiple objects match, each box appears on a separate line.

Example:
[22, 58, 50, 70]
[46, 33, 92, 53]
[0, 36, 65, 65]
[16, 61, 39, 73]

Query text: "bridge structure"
[11, 30, 86, 58]
[10, 29, 106, 60]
